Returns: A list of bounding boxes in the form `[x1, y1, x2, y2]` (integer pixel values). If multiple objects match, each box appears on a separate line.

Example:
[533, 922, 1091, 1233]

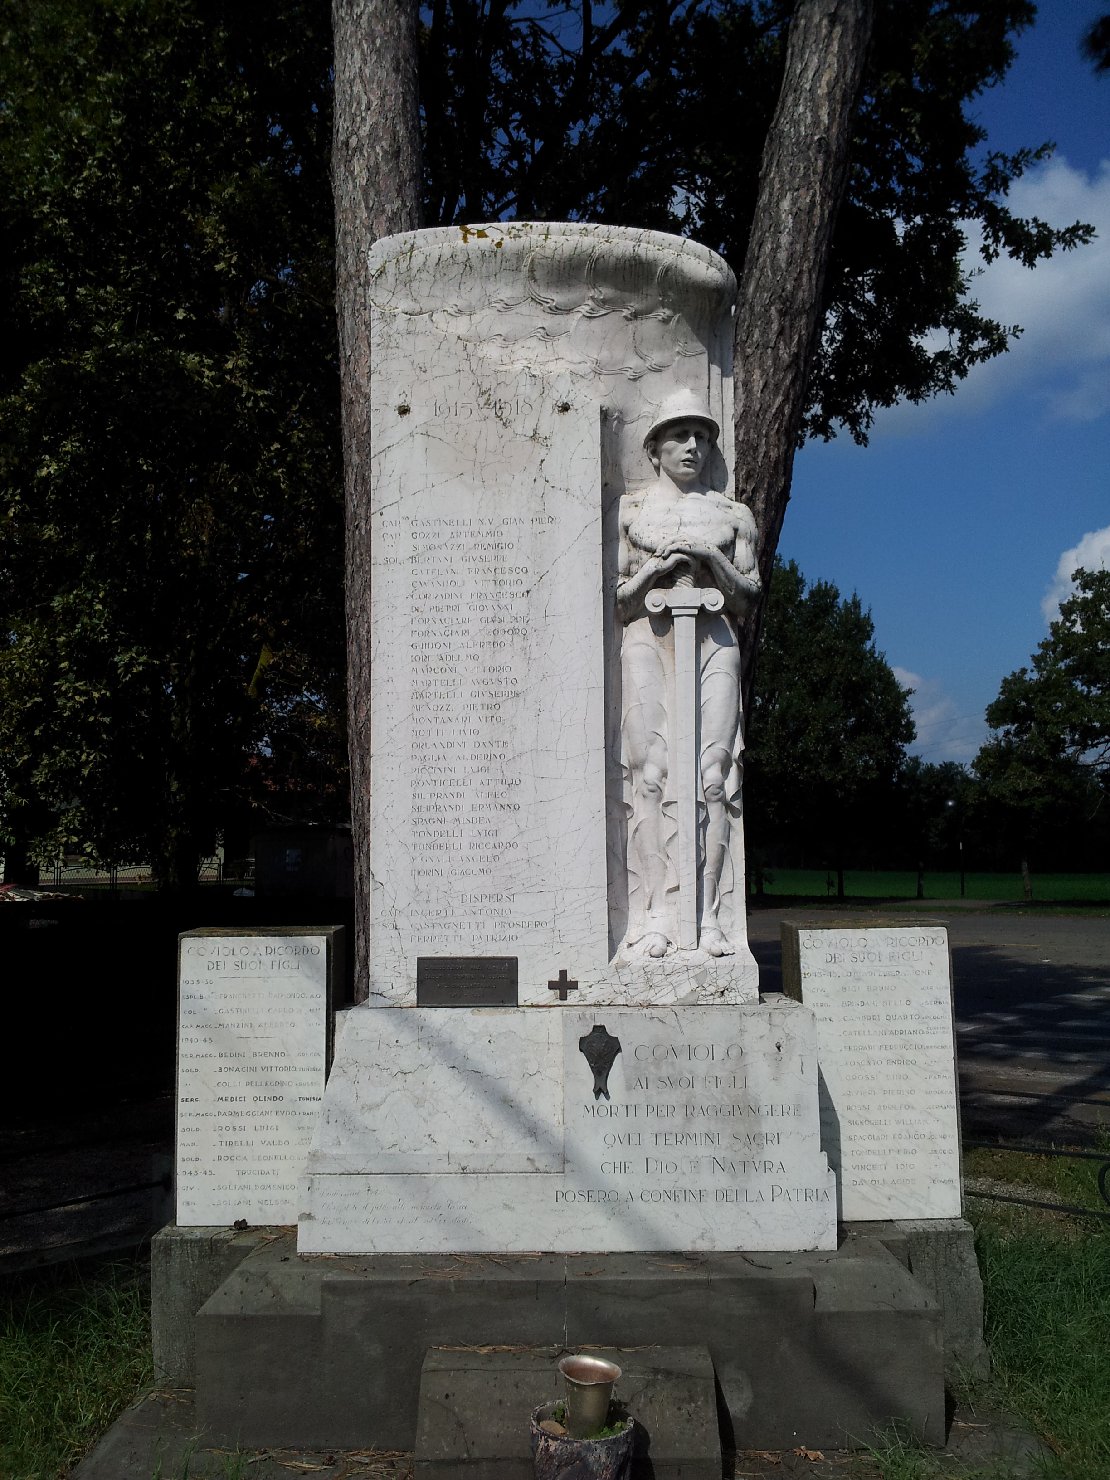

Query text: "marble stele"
[783, 922, 963, 1221]
[301, 224, 836, 1254]
[365, 222, 759, 1007]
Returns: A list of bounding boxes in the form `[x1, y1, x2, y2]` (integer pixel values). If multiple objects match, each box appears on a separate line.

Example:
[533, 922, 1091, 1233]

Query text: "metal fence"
[39, 856, 253, 889]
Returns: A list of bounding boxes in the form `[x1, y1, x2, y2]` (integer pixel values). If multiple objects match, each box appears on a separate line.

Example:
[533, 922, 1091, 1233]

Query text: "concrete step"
[188, 1231, 945, 1452]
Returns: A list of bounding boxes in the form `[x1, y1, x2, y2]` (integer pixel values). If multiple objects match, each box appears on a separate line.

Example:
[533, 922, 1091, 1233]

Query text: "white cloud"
[879, 155, 1110, 431]
[894, 666, 988, 765]
[1041, 524, 1110, 621]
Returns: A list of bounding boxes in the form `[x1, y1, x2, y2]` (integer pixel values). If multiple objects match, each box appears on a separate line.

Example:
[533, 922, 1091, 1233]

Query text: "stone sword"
[645, 573, 725, 949]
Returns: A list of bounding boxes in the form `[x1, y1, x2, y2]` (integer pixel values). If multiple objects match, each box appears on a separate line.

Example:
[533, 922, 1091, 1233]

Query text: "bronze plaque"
[416, 956, 519, 1007]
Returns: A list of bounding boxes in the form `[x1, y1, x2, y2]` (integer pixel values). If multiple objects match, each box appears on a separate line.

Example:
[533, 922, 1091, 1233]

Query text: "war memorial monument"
[154, 224, 982, 1472]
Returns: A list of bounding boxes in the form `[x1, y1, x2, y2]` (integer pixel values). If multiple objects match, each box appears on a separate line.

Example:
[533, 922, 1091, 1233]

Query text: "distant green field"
[752, 870, 1110, 902]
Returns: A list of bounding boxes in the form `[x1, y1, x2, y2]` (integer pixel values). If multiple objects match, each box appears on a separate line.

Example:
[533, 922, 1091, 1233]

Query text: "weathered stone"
[414, 1346, 718, 1480]
[176, 926, 341, 1226]
[192, 1233, 943, 1452]
[300, 1002, 835, 1254]
[150, 1223, 276, 1385]
[782, 919, 961, 1220]
[363, 223, 756, 1008]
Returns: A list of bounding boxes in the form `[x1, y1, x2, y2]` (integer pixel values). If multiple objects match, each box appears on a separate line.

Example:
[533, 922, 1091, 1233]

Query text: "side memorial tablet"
[176, 927, 340, 1226]
[782, 920, 962, 1221]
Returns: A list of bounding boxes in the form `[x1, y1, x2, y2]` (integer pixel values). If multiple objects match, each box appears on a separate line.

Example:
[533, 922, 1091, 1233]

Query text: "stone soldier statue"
[616, 389, 761, 960]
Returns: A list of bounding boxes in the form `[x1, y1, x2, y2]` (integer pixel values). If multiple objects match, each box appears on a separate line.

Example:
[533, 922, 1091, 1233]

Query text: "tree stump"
[529, 1403, 634, 1480]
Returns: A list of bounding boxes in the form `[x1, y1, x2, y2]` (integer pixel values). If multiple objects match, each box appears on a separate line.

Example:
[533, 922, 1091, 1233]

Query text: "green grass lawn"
[752, 869, 1110, 902]
[974, 1215, 1110, 1479]
[880, 1141, 1110, 1480]
[0, 1256, 152, 1479]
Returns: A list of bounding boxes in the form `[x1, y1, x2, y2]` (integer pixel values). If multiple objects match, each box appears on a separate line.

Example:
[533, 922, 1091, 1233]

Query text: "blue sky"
[784, 1, 1110, 765]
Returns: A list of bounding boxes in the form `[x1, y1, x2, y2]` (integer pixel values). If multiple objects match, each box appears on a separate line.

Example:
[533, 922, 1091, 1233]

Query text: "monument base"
[606, 943, 761, 1005]
[179, 1229, 945, 1452]
[300, 1000, 836, 1254]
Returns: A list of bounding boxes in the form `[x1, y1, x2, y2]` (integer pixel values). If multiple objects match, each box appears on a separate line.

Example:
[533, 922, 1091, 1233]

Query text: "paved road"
[0, 1097, 173, 1272]
[748, 905, 1110, 1143]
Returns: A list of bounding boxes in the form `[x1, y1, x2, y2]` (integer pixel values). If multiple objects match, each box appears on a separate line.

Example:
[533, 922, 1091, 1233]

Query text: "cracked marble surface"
[299, 1002, 835, 1254]
[784, 924, 962, 1221]
[365, 223, 756, 1006]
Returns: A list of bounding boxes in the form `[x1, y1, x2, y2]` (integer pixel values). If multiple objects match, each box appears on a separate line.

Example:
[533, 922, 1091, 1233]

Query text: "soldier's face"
[656, 421, 711, 485]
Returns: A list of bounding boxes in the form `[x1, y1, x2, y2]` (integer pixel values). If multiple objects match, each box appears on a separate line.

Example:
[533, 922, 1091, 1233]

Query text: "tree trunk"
[333, 0, 423, 997]
[1020, 855, 1032, 902]
[734, 0, 874, 710]
[152, 829, 202, 893]
[2, 833, 39, 888]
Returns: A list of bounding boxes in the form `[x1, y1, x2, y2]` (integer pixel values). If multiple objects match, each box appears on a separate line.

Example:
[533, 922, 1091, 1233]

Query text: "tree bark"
[333, 0, 423, 996]
[2, 832, 39, 889]
[734, 0, 874, 709]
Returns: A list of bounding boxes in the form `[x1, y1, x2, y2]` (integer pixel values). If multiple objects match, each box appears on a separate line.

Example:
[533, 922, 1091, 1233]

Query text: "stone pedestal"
[301, 1001, 835, 1254]
[188, 1230, 945, 1454]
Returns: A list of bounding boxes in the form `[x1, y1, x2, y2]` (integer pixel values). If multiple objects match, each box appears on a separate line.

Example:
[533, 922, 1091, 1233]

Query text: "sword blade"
[672, 608, 699, 949]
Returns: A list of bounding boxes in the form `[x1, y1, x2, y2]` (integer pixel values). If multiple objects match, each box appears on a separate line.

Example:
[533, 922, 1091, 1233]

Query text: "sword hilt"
[645, 584, 725, 616]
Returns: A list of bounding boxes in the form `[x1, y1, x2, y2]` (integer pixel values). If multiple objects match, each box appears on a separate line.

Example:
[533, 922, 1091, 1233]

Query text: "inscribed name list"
[368, 353, 609, 1001]
[176, 934, 328, 1225]
[785, 925, 961, 1220]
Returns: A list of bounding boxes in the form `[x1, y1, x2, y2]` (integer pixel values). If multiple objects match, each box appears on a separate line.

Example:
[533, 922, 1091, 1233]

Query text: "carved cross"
[548, 969, 579, 1001]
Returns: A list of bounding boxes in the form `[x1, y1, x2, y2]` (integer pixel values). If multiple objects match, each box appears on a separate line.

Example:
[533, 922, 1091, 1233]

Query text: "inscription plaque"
[782, 920, 962, 1220]
[417, 956, 519, 1006]
[176, 927, 339, 1226]
[300, 1001, 837, 1253]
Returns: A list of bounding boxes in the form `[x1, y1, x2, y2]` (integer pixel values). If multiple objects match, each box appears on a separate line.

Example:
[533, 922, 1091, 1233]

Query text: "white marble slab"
[299, 1001, 835, 1253]
[176, 932, 329, 1225]
[308, 1006, 564, 1174]
[368, 370, 619, 1001]
[783, 923, 962, 1220]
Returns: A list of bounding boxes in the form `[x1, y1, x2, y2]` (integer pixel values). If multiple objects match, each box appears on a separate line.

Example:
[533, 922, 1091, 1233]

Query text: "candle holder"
[557, 1353, 622, 1439]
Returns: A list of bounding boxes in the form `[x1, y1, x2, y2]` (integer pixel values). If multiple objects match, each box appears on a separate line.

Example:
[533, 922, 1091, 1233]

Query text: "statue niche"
[615, 389, 760, 961]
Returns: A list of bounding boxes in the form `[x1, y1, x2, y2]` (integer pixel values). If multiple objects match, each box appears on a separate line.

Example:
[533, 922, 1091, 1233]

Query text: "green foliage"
[545, 1401, 629, 1441]
[1082, 13, 1110, 73]
[975, 568, 1110, 863]
[982, 568, 1110, 780]
[893, 757, 973, 867]
[746, 558, 915, 874]
[0, 2, 1092, 882]
[0, 0, 345, 884]
[0, 1258, 152, 1479]
[419, 0, 1092, 442]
